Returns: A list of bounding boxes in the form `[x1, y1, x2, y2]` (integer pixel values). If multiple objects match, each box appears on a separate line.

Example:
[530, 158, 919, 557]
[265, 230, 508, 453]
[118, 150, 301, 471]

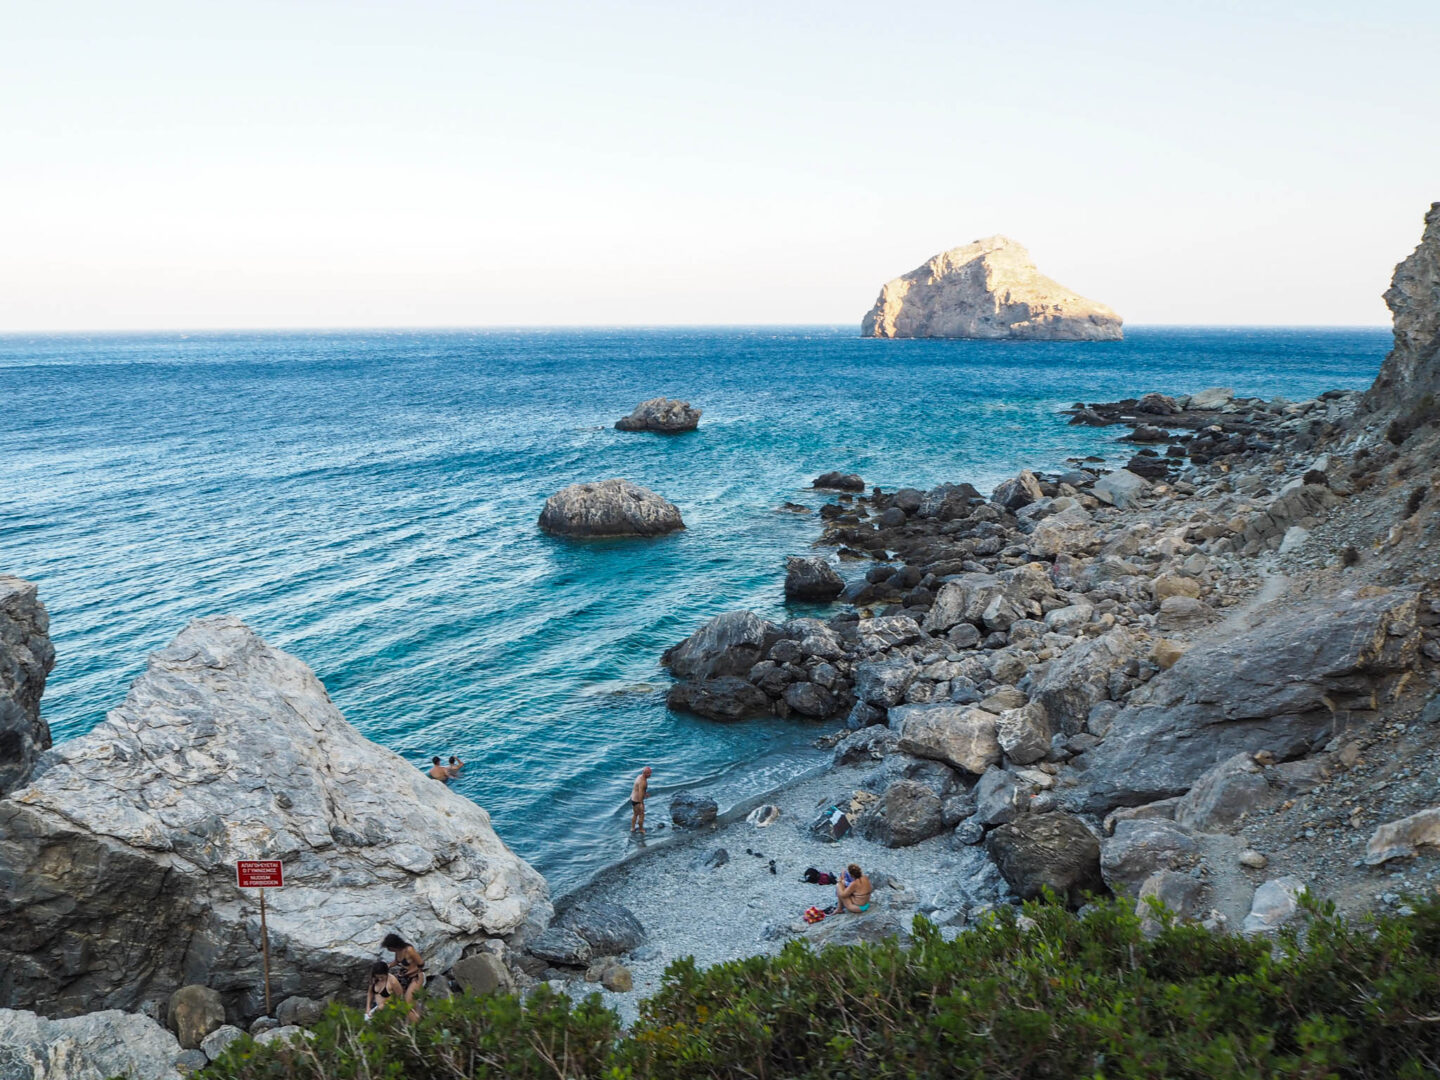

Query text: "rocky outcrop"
[1074, 590, 1422, 812]
[539, 479, 684, 538]
[861, 236, 1122, 341]
[0, 1008, 185, 1080]
[0, 617, 550, 1021]
[1364, 203, 1440, 415]
[0, 576, 55, 797]
[615, 398, 701, 433]
[985, 813, 1106, 906]
[784, 557, 843, 601]
[813, 471, 864, 492]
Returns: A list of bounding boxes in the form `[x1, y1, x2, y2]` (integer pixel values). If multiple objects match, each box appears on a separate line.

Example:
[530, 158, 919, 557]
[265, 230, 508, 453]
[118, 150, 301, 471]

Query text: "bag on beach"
[803, 905, 826, 924]
[802, 866, 838, 885]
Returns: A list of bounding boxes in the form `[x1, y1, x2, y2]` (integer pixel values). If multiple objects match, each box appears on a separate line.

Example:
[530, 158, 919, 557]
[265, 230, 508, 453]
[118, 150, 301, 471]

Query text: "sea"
[0, 326, 1388, 895]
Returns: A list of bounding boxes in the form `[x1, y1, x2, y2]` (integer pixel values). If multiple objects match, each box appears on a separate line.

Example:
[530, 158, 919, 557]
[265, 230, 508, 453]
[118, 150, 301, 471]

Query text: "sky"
[2, 0, 1437, 330]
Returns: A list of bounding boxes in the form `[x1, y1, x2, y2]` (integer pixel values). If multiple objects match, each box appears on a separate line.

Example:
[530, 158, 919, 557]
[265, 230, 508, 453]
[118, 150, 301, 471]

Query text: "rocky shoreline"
[2, 205, 1438, 1075]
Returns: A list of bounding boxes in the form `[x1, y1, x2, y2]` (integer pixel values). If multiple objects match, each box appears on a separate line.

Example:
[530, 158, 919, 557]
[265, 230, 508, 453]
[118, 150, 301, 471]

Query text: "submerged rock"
[0, 575, 55, 797]
[813, 471, 865, 492]
[0, 617, 550, 1020]
[614, 397, 702, 433]
[538, 478, 684, 538]
[861, 236, 1122, 341]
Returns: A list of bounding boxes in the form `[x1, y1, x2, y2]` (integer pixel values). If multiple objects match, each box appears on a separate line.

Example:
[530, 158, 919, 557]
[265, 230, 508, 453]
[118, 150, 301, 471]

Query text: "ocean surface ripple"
[0, 326, 1386, 894]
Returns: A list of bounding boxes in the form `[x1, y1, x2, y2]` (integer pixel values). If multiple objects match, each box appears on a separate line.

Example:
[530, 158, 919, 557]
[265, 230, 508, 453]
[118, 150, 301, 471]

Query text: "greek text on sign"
[236, 860, 284, 888]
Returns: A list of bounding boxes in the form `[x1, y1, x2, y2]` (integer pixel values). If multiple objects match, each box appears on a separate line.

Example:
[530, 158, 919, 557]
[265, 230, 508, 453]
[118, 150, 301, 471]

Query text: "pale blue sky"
[2, 0, 1436, 330]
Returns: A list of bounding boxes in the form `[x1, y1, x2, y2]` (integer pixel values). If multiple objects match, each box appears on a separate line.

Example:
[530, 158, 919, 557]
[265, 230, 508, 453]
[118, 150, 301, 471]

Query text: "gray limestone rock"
[1365, 807, 1440, 865]
[1092, 470, 1150, 509]
[991, 469, 1044, 511]
[892, 703, 1002, 776]
[784, 556, 844, 601]
[1363, 202, 1440, 414]
[0, 575, 55, 797]
[856, 779, 945, 848]
[0, 617, 549, 1021]
[663, 610, 775, 681]
[1100, 820, 1200, 897]
[273, 995, 325, 1029]
[985, 813, 1106, 907]
[854, 658, 918, 707]
[538, 478, 684, 537]
[1173, 753, 1273, 831]
[1032, 628, 1136, 736]
[451, 952, 515, 995]
[669, 791, 719, 829]
[861, 237, 1122, 341]
[1243, 876, 1306, 935]
[0, 1007, 184, 1080]
[168, 986, 225, 1050]
[200, 1024, 244, 1062]
[552, 900, 645, 957]
[614, 397, 701, 432]
[996, 702, 1052, 766]
[1075, 591, 1421, 812]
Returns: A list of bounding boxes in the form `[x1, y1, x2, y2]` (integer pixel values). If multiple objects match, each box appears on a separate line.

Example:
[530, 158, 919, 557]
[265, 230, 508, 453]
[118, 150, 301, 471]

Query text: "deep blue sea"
[0, 326, 1388, 894]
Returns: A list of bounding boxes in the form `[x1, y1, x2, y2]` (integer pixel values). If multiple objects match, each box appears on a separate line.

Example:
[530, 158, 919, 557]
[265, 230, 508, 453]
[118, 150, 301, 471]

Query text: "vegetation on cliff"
[201, 893, 1440, 1080]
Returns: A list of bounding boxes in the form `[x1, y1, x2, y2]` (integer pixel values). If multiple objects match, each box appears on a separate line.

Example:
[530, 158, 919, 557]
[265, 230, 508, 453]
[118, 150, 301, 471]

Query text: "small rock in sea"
[813, 471, 865, 492]
[784, 555, 844, 600]
[538, 478, 685, 538]
[614, 397, 701, 432]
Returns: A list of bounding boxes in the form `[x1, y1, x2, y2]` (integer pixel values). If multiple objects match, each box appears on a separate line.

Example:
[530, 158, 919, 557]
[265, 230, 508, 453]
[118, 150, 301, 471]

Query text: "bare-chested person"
[629, 766, 652, 833]
[427, 756, 450, 782]
[836, 863, 872, 914]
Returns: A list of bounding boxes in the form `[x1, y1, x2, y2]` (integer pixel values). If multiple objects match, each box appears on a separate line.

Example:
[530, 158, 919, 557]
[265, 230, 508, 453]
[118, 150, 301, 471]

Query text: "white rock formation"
[861, 236, 1122, 341]
[538, 478, 684, 537]
[615, 398, 701, 432]
[0, 617, 550, 1020]
[0, 1008, 184, 1080]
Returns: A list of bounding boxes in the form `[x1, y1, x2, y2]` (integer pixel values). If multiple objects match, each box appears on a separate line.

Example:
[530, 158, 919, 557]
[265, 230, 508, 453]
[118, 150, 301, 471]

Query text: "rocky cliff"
[0, 576, 55, 797]
[861, 236, 1122, 341]
[0, 616, 550, 1021]
[1364, 202, 1440, 416]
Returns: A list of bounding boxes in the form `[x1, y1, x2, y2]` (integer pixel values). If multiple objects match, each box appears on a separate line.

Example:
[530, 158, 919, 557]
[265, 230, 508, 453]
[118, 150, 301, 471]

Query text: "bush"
[201, 895, 1440, 1080]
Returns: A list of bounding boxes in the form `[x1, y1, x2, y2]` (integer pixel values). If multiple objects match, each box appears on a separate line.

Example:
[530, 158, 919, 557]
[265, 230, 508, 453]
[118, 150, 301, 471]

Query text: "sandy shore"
[560, 756, 1007, 1025]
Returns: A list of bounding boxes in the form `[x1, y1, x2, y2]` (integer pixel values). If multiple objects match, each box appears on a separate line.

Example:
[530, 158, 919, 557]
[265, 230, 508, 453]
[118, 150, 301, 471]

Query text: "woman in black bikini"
[365, 960, 403, 1019]
[382, 932, 424, 1021]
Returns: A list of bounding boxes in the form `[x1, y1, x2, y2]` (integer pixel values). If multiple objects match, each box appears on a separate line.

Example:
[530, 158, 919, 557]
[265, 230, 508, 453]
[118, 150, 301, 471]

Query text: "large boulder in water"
[784, 556, 843, 601]
[0, 617, 550, 1021]
[614, 397, 702, 432]
[538, 479, 684, 538]
[662, 610, 776, 681]
[0, 576, 55, 797]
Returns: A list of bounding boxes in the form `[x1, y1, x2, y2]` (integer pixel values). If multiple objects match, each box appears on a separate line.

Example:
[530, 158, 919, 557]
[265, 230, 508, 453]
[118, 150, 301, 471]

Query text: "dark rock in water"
[1073, 590, 1422, 812]
[555, 900, 646, 956]
[876, 507, 907, 528]
[814, 471, 865, 491]
[991, 469, 1043, 511]
[1136, 393, 1181, 415]
[784, 556, 843, 601]
[892, 488, 924, 514]
[986, 812, 1105, 907]
[614, 397, 701, 432]
[857, 779, 946, 848]
[663, 610, 776, 680]
[1125, 424, 1171, 443]
[0, 575, 55, 797]
[666, 677, 772, 720]
[670, 791, 719, 829]
[538, 478, 684, 537]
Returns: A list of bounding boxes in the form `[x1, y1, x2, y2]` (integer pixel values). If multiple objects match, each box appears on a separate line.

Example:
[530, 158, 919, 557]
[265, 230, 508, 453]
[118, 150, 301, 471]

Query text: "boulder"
[662, 610, 774, 680]
[892, 703, 1002, 775]
[274, 995, 325, 1029]
[856, 779, 946, 848]
[853, 658, 918, 707]
[1031, 628, 1136, 735]
[667, 677, 772, 721]
[991, 470, 1043, 511]
[601, 964, 634, 993]
[1365, 807, 1440, 865]
[974, 767, 1038, 827]
[0, 1007, 184, 1079]
[1173, 753, 1272, 831]
[782, 681, 836, 717]
[809, 909, 911, 946]
[254, 1025, 305, 1046]
[201, 1024, 245, 1061]
[833, 725, 900, 765]
[614, 397, 701, 432]
[0, 575, 55, 796]
[995, 703, 1051, 766]
[813, 471, 865, 491]
[0, 618, 549, 1020]
[538, 478, 684, 537]
[1242, 876, 1305, 934]
[527, 927, 593, 967]
[854, 616, 923, 653]
[1187, 387, 1235, 410]
[784, 557, 843, 601]
[985, 813, 1105, 906]
[1092, 470, 1150, 508]
[1136, 870, 1205, 926]
[860, 236, 1123, 341]
[1364, 202, 1440, 413]
[1075, 591, 1421, 812]
[167, 985, 225, 1050]
[451, 952, 515, 995]
[552, 901, 645, 957]
[1150, 573, 1201, 602]
[1157, 595, 1211, 631]
[669, 792, 719, 829]
[1099, 820, 1200, 896]
[861, 752, 960, 801]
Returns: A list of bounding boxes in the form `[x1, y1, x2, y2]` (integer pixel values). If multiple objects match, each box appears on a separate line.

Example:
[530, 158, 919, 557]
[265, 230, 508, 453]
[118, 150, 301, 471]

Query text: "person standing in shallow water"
[630, 766, 652, 833]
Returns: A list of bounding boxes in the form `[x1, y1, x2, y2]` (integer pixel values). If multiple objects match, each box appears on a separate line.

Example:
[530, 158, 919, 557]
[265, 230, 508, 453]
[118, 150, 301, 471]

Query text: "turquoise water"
[0, 326, 1387, 893]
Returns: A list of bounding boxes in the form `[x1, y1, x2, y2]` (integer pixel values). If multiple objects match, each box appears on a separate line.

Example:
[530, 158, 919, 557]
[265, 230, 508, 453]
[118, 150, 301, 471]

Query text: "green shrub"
[201, 894, 1440, 1080]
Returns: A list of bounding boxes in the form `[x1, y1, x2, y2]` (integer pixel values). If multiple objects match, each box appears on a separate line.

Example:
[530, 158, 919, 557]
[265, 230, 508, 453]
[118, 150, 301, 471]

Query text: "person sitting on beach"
[382, 932, 424, 1019]
[364, 960, 404, 1019]
[447, 755, 465, 779]
[427, 756, 451, 782]
[630, 766, 652, 833]
[836, 863, 872, 914]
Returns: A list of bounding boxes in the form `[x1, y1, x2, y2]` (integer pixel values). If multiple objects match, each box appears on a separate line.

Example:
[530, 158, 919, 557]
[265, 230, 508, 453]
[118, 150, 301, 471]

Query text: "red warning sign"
[236, 860, 284, 889]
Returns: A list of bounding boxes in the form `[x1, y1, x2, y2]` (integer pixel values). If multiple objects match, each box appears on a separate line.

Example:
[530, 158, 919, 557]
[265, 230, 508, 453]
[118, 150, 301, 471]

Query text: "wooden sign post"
[236, 860, 284, 1016]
